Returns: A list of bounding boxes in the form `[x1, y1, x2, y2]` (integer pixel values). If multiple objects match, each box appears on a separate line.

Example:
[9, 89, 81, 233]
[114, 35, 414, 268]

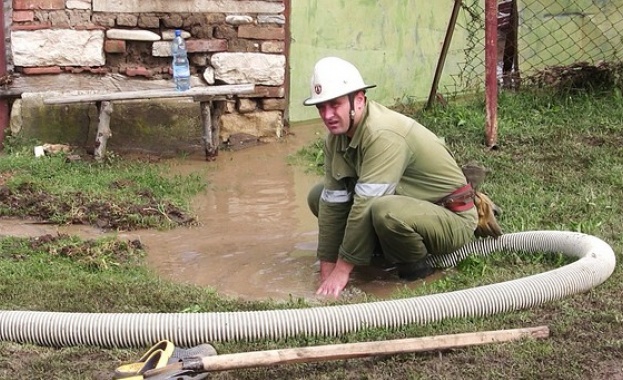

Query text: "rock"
[12, 30, 105, 67]
[43, 144, 73, 155]
[106, 29, 161, 41]
[211, 53, 285, 86]
[161, 29, 191, 40]
[225, 15, 254, 25]
[202, 66, 215, 85]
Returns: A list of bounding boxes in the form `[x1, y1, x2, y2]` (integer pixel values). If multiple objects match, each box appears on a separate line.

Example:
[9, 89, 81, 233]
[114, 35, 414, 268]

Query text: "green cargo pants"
[307, 183, 478, 265]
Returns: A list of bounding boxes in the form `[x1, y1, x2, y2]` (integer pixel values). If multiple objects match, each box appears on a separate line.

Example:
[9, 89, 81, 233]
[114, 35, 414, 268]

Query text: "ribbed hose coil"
[0, 231, 616, 348]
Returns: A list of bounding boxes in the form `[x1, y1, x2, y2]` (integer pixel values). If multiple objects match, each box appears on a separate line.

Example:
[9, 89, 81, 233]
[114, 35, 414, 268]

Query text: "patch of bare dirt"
[0, 182, 195, 231]
[525, 61, 623, 91]
[1, 233, 144, 268]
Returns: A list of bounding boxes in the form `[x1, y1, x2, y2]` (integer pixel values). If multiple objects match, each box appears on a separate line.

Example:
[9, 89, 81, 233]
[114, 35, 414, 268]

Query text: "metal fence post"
[485, 0, 498, 148]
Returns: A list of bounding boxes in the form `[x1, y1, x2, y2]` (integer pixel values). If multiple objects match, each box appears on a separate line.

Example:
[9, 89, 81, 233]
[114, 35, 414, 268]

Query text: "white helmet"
[303, 57, 375, 106]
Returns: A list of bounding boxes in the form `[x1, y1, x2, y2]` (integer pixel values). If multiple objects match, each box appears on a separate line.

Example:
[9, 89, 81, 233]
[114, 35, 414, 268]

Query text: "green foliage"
[0, 150, 205, 229]
[0, 234, 144, 271]
[288, 134, 325, 175]
[0, 149, 203, 201]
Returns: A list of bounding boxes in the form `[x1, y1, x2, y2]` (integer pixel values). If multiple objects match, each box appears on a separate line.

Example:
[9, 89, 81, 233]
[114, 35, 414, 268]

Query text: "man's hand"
[316, 259, 354, 298]
[319, 261, 336, 282]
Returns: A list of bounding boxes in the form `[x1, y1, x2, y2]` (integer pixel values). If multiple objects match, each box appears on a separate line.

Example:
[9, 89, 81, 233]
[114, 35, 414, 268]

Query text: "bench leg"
[200, 101, 222, 161]
[94, 100, 113, 161]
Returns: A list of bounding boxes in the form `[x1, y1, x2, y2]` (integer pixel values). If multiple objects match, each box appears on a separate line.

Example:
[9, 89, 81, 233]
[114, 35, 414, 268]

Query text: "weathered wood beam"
[200, 101, 226, 161]
[94, 101, 113, 161]
[43, 84, 255, 105]
[201, 101, 215, 161]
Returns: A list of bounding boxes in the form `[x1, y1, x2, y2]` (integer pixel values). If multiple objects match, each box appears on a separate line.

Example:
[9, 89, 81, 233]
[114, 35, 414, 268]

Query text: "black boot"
[397, 261, 435, 281]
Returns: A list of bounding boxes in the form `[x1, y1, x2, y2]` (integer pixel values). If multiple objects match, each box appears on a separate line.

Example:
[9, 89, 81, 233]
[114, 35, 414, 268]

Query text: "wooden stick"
[94, 101, 113, 161]
[144, 326, 549, 377]
[200, 101, 212, 159]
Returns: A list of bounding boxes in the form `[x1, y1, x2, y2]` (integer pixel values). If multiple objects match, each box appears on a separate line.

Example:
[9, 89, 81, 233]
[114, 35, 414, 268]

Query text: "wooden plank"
[0, 74, 180, 98]
[0, 74, 254, 99]
[43, 84, 255, 105]
[145, 326, 550, 377]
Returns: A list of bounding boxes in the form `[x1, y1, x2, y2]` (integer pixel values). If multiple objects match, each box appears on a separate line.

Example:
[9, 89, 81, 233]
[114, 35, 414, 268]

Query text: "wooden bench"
[41, 84, 255, 161]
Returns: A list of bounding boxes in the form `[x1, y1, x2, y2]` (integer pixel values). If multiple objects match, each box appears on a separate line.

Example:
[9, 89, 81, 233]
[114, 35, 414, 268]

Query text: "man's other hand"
[316, 259, 354, 298]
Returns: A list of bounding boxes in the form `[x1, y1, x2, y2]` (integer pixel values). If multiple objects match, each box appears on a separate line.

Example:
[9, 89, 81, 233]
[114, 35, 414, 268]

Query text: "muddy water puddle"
[0, 122, 436, 301]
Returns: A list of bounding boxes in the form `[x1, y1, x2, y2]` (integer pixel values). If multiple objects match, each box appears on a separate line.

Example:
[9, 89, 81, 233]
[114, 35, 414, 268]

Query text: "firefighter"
[304, 57, 499, 298]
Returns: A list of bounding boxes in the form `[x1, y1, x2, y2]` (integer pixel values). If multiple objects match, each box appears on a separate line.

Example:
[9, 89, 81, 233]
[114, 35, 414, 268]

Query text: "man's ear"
[355, 91, 366, 109]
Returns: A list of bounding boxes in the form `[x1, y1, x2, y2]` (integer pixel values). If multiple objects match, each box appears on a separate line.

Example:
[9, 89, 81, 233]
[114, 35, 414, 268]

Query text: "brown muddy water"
[0, 122, 436, 301]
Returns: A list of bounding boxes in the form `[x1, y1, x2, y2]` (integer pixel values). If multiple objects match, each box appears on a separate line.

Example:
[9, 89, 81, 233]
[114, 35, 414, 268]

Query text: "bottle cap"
[175, 29, 182, 37]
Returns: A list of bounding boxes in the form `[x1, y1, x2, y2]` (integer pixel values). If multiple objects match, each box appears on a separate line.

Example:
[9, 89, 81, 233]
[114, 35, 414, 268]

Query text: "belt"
[436, 184, 475, 213]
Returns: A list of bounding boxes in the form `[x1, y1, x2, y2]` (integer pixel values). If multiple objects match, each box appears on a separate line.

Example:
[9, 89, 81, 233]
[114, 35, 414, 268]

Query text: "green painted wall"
[289, 0, 623, 123]
[17, 100, 204, 155]
[289, 1, 471, 122]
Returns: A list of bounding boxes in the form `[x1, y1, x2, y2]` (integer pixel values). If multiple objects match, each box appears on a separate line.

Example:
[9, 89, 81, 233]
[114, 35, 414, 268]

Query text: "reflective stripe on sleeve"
[355, 183, 397, 197]
[321, 189, 352, 203]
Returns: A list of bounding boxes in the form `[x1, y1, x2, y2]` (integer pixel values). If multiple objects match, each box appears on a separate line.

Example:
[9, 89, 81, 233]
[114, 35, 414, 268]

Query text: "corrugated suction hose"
[0, 231, 616, 348]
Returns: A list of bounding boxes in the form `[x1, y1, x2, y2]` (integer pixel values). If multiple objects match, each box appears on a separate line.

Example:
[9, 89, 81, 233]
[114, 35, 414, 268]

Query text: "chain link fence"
[442, 0, 623, 95]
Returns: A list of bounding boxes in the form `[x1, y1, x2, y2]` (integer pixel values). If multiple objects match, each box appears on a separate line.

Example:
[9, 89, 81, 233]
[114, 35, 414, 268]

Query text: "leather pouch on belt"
[436, 184, 475, 213]
[474, 191, 503, 238]
[461, 162, 503, 238]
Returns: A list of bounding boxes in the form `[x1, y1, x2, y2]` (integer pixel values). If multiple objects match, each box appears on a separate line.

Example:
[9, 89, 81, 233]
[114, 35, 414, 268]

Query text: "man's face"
[315, 95, 352, 135]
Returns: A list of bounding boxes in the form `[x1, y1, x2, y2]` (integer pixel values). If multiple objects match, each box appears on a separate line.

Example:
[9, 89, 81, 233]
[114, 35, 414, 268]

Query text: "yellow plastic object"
[113, 340, 174, 379]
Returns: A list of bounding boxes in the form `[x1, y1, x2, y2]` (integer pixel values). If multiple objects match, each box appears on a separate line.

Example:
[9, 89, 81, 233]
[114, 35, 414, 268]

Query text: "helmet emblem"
[314, 84, 322, 95]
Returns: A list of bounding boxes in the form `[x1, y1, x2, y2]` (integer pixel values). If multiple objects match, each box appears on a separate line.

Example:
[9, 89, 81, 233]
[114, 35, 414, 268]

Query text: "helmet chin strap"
[347, 93, 356, 133]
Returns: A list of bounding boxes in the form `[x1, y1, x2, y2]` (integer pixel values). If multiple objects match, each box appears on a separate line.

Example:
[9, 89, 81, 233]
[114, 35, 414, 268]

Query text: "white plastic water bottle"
[171, 29, 190, 91]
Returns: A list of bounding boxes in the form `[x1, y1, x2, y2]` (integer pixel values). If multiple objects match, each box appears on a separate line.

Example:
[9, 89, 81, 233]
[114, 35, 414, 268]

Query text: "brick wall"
[7, 0, 288, 144]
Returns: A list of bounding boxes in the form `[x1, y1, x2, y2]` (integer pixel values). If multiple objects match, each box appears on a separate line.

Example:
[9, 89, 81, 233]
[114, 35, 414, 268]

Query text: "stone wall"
[7, 0, 288, 148]
[3, 1, 12, 70]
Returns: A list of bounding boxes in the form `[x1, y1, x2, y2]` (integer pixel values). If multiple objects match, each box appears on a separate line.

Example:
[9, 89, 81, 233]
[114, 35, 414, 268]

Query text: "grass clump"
[0, 145, 205, 230]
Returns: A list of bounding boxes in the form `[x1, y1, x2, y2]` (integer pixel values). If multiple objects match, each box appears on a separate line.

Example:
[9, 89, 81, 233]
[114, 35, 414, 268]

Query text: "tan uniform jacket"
[317, 100, 470, 265]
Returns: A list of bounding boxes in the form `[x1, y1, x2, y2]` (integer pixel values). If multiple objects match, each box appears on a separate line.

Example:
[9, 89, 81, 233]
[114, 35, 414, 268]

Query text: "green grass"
[0, 145, 203, 199]
[417, 90, 623, 243]
[286, 134, 325, 172]
[0, 145, 205, 229]
[1, 89, 623, 379]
